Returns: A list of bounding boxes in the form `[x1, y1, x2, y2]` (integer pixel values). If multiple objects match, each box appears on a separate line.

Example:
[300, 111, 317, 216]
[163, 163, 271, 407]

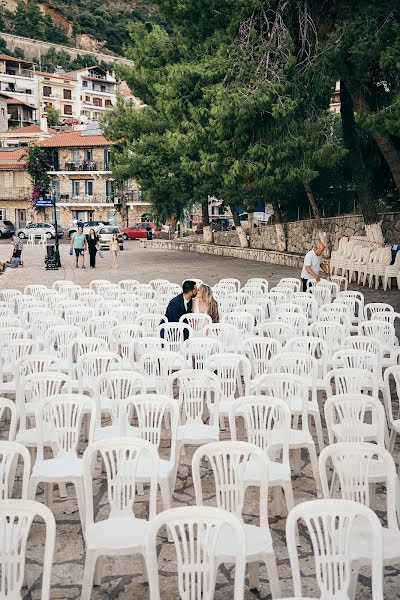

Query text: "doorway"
[15, 209, 27, 228]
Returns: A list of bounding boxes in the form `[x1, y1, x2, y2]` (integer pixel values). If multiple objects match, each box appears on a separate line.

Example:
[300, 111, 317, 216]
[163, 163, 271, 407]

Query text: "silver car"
[16, 222, 63, 239]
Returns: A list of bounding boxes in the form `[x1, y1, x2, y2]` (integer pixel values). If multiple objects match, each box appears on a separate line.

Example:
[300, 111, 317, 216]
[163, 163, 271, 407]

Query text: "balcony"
[0, 187, 31, 200]
[48, 160, 111, 173]
[56, 193, 116, 205]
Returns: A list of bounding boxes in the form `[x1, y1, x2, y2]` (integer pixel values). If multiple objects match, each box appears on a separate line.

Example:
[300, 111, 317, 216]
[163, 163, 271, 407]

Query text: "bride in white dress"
[192, 283, 220, 323]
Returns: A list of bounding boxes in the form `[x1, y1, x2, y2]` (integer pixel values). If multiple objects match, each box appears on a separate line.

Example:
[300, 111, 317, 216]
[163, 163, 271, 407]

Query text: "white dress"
[192, 297, 208, 315]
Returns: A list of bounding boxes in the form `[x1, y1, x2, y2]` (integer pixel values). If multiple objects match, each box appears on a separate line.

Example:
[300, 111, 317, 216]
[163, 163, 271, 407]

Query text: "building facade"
[0, 146, 31, 227]
[0, 54, 37, 108]
[35, 70, 77, 122]
[64, 66, 117, 122]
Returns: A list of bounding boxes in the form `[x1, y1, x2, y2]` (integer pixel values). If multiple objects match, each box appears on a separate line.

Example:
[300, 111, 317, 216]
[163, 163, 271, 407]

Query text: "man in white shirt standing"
[301, 243, 330, 291]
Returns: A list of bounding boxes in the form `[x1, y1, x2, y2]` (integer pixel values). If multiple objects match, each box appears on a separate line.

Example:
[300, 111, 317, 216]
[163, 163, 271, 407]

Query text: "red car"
[122, 222, 159, 240]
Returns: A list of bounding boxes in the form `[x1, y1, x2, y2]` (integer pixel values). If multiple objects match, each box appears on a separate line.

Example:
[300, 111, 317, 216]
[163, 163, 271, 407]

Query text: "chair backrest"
[0, 499, 55, 600]
[64, 306, 95, 327]
[275, 302, 301, 315]
[0, 397, 17, 441]
[324, 393, 386, 445]
[31, 317, 66, 342]
[218, 277, 241, 291]
[0, 441, 30, 499]
[129, 336, 170, 364]
[286, 499, 383, 600]
[19, 372, 71, 424]
[0, 289, 22, 304]
[245, 277, 269, 292]
[119, 279, 140, 292]
[383, 366, 400, 427]
[182, 336, 222, 370]
[344, 335, 384, 360]
[95, 370, 147, 426]
[337, 290, 364, 307]
[147, 506, 246, 600]
[138, 351, 185, 393]
[0, 340, 35, 381]
[319, 442, 397, 532]
[204, 353, 250, 400]
[0, 327, 27, 344]
[332, 348, 381, 378]
[325, 368, 379, 398]
[76, 352, 122, 391]
[358, 320, 396, 348]
[309, 321, 345, 351]
[193, 441, 269, 528]
[277, 277, 301, 291]
[276, 312, 308, 336]
[309, 285, 331, 307]
[68, 337, 109, 376]
[85, 316, 119, 341]
[229, 396, 290, 465]
[179, 312, 212, 335]
[0, 317, 21, 328]
[257, 321, 295, 345]
[255, 373, 309, 427]
[136, 313, 167, 337]
[266, 290, 292, 304]
[84, 438, 158, 526]
[239, 336, 282, 378]
[271, 352, 318, 393]
[167, 369, 221, 426]
[43, 325, 80, 361]
[202, 323, 240, 352]
[111, 305, 139, 324]
[158, 323, 192, 352]
[371, 310, 400, 325]
[36, 394, 95, 461]
[364, 302, 394, 320]
[292, 295, 319, 322]
[285, 336, 329, 373]
[221, 311, 255, 336]
[317, 279, 340, 299]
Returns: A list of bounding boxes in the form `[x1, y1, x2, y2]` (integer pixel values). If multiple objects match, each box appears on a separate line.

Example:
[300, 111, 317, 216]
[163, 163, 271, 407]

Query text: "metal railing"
[48, 161, 110, 172]
[56, 193, 116, 204]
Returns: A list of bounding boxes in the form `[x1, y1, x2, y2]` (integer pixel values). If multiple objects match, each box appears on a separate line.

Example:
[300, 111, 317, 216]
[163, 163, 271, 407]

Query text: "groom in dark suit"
[165, 280, 197, 323]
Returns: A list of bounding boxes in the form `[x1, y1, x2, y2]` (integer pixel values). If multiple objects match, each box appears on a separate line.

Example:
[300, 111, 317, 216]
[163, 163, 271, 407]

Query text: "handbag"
[69, 248, 73, 256]
[98, 251, 104, 258]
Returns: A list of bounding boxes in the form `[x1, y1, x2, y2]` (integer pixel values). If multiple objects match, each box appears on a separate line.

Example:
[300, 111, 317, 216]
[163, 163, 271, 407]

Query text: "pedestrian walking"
[86, 228, 99, 268]
[70, 224, 87, 269]
[111, 233, 119, 268]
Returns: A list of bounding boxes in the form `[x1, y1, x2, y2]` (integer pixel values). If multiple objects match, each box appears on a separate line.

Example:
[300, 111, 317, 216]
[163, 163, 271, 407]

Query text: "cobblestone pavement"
[0, 239, 399, 599]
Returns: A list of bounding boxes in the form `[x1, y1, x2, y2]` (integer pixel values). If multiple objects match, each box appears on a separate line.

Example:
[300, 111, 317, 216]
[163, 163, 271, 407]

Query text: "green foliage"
[46, 107, 60, 128]
[11, 0, 68, 45]
[26, 146, 51, 208]
[39, 48, 112, 74]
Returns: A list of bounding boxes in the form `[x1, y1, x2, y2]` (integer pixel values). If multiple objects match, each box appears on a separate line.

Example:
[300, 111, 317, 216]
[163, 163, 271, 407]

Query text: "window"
[63, 104, 72, 115]
[0, 208, 6, 220]
[85, 180, 94, 196]
[44, 102, 53, 110]
[63, 89, 72, 100]
[93, 112, 101, 120]
[105, 99, 112, 108]
[84, 149, 93, 162]
[72, 180, 80, 197]
[107, 210, 117, 225]
[85, 95, 90, 102]
[43, 85, 52, 97]
[93, 97, 103, 107]
[100, 85, 106, 92]
[71, 149, 80, 163]
[82, 80, 88, 87]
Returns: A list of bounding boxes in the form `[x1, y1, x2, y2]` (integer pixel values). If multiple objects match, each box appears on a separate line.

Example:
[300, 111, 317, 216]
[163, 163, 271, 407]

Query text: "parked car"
[97, 226, 124, 250]
[16, 222, 63, 239]
[0, 220, 16, 238]
[68, 221, 110, 238]
[122, 222, 159, 240]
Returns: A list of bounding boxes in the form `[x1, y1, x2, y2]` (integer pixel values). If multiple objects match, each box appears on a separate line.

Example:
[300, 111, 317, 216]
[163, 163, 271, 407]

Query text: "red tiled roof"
[4, 124, 57, 135]
[0, 54, 33, 67]
[5, 97, 35, 109]
[0, 147, 27, 169]
[40, 131, 112, 147]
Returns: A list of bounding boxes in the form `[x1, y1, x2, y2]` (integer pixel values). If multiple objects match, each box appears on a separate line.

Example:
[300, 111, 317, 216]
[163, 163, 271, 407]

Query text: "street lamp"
[51, 187, 61, 268]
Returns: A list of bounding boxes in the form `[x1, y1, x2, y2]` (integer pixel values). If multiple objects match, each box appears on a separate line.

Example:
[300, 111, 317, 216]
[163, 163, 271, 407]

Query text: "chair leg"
[75, 480, 86, 534]
[141, 554, 148, 583]
[263, 553, 281, 599]
[27, 478, 38, 501]
[81, 549, 97, 600]
[160, 478, 173, 542]
[292, 448, 301, 476]
[94, 556, 103, 586]
[248, 561, 259, 590]
[44, 482, 53, 507]
[270, 486, 283, 517]
[312, 412, 325, 452]
[348, 561, 360, 600]
[58, 483, 67, 498]
[307, 443, 323, 497]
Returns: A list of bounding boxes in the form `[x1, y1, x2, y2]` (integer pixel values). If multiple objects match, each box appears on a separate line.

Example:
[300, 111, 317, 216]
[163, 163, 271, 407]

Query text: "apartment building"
[0, 121, 56, 148]
[35, 70, 77, 122]
[63, 66, 117, 121]
[0, 146, 31, 227]
[0, 54, 37, 108]
[40, 126, 148, 229]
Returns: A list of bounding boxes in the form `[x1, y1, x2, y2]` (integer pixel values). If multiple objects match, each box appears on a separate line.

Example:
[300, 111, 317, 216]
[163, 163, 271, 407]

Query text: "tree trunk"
[271, 199, 287, 251]
[340, 81, 384, 247]
[303, 180, 329, 249]
[342, 77, 400, 191]
[230, 203, 249, 248]
[202, 198, 213, 244]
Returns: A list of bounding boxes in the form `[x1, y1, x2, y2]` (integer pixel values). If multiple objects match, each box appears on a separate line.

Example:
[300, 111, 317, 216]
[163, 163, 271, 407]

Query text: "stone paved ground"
[0, 239, 399, 599]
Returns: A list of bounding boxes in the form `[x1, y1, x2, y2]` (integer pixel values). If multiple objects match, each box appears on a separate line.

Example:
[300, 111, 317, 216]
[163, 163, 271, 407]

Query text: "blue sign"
[35, 199, 54, 207]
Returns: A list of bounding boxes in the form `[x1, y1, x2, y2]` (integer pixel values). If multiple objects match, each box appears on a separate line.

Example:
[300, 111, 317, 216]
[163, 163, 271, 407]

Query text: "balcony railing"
[48, 161, 110, 172]
[56, 193, 116, 204]
[0, 187, 31, 200]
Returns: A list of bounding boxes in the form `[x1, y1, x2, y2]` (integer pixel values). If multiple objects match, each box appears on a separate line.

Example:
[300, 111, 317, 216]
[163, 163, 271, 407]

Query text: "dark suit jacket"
[165, 293, 192, 323]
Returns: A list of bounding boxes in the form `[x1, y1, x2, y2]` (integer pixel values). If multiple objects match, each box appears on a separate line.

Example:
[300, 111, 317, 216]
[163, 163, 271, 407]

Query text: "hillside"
[0, 0, 160, 56]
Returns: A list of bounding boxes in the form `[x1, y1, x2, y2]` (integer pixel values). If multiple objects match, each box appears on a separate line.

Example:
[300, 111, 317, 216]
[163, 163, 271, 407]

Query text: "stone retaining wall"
[142, 239, 306, 268]
[208, 212, 400, 254]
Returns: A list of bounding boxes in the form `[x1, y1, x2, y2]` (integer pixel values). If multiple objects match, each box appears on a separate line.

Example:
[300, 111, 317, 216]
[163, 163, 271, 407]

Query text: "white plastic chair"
[192, 441, 281, 596]
[68, 338, 109, 379]
[138, 351, 185, 394]
[134, 284, 155, 299]
[0, 288, 22, 304]
[29, 394, 95, 532]
[291, 295, 319, 323]
[309, 321, 346, 353]
[383, 366, 400, 463]
[309, 284, 331, 307]
[64, 306, 95, 328]
[240, 337, 282, 385]
[324, 393, 386, 446]
[135, 298, 160, 315]
[111, 324, 143, 367]
[332, 349, 383, 391]
[364, 302, 394, 320]
[229, 396, 294, 518]
[119, 278, 140, 292]
[76, 352, 122, 396]
[218, 277, 241, 291]
[270, 353, 324, 451]
[330, 236, 348, 275]
[182, 336, 222, 369]
[202, 323, 240, 352]
[253, 297, 275, 321]
[129, 336, 170, 365]
[286, 499, 383, 600]
[158, 323, 192, 352]
[383, 250, 400, 291]
[14, 354, 62, 410]
[179, 312, 212, 336]
[246, 277, 268, 292]
[285, 336, 329, 387]
[204, 353, 251, 425]
[122, 394, 179, 511]
[43, 325, 80, 371]
[350, 246, 370, 283]
[276, 312, 308, 336]
[255, 373, 322, 495]
[167, 369, 221, 489]
[0, 440, 30, 499]
[96, 299, 123, 317]
[136, 313, 167, 337]
[0, 499, 55, 600]
[221, 311, 255, 337]
[325, 368, 379, 398]
[111, 305, 139, 324]
[85, 316, 119, 342]
[277, 277, 301, 292]
[358, 321, 397, 365]
[81, 438, 158, 598]
[147, 506, 246, 600]
[257, 322, 295, 346]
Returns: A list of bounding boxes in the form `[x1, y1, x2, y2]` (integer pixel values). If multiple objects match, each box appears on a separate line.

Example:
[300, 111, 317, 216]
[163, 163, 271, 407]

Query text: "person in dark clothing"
[165, 280, 197, 322]
[86, 228, 99, 268]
